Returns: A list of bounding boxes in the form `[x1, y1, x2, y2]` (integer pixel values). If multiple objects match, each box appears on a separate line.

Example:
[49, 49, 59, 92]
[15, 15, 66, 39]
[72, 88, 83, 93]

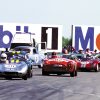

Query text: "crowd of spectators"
[62, 45, 98, 55]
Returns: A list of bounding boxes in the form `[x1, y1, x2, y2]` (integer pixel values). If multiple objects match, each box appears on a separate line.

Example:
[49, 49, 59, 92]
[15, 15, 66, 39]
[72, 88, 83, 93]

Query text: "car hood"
[0, 61, 27, 70]
[44, 58, 75, 65]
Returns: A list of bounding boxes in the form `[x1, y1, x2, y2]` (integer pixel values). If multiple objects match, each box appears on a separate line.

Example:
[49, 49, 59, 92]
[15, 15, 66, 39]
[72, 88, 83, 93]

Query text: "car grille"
[4, 72, 18, 76]
[45, 65, 67, 72]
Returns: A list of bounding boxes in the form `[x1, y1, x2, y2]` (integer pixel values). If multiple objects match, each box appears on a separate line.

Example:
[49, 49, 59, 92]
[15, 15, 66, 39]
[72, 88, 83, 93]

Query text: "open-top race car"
[0, 51, 33, 80]
[74, 53, 100, 72]
[62, 53, 81, 69]
[42, 53, 78, 77]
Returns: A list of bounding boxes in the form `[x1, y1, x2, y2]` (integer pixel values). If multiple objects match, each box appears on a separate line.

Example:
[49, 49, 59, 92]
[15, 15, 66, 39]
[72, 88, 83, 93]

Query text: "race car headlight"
[11, 59, 14, 63]
[16, 59, 20, 63]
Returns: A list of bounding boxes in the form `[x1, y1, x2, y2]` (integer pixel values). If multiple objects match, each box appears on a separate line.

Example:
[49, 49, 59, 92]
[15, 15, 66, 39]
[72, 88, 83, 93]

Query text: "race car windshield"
[76, 56, 84, 59]
[14, 48, 30, 53]
[81, 57, 91, 61]
[62, 55, 71, 59]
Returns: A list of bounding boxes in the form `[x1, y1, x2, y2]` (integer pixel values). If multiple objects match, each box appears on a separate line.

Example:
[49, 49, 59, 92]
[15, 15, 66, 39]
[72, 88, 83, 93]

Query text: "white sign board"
[0, 23, 62, 52]
[72, 25, 100, 51]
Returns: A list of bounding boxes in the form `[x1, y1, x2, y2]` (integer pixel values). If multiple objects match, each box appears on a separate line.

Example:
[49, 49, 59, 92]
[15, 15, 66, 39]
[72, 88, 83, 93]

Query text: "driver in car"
[0, 53, 9, 63]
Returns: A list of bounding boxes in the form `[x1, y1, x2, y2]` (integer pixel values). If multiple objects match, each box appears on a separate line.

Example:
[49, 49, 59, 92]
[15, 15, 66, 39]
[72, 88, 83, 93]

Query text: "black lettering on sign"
[41, 27, 58, 50]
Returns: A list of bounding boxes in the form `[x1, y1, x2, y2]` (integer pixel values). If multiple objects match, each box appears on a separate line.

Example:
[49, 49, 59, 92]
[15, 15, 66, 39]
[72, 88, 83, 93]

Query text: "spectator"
[94, 49, 97, 54]
[62, 46, 69, 54]
[85, 48, 91, 56]
[62, 46, 67, 53]
[72, 47, 77, 53]
[51, 52, 58, 58]
[78, 49, 83, 54]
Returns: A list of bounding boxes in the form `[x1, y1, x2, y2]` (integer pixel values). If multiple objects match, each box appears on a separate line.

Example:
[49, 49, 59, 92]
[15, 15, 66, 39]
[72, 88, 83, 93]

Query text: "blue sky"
[0, 0, 100, 38]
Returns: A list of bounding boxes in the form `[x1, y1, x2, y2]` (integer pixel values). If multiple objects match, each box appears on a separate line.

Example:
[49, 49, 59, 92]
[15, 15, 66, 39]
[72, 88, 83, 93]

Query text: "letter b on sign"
[41, 27, 58, 50]
[0, 25, 13, 48]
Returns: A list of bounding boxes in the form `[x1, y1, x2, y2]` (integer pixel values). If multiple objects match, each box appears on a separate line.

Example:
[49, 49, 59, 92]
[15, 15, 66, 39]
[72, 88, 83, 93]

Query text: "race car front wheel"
[22, 74, 28, 80]
[28, 67, 33, 78]
[70, 66, 77, 77]
[38, 63, 43, 68]
[75, 70, 77, 76]
[95, 64, 99, 72]
[70, 70, 77, 77]
[70, 71, 75, 77]
[42, 69, 49, 75]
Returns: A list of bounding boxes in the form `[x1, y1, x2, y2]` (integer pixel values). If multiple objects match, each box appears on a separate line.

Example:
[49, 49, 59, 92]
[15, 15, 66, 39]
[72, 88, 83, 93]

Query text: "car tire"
[28, 67, 33, 78]
[28, 70, 33, 78]
[42, 69, 49, 75]
[38, 63, 43, 68]
[95, 64, 99, 72]
[70, 72, 74, 77]
[38, 65, 41, 68]
[22, 74, 28, 80]
[57, 74, 62, 76]
[75, 70, 77, 76]
[70, 71, 75, 77]
[30, 70, 33, 77]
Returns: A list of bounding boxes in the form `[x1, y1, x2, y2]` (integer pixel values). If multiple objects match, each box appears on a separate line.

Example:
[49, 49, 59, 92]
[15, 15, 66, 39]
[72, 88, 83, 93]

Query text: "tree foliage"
[62, 36, 72, 47]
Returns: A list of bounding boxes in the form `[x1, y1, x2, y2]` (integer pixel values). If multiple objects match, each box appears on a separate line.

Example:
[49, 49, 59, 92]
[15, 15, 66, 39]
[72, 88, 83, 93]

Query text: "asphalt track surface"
[0, 67, 100, 100]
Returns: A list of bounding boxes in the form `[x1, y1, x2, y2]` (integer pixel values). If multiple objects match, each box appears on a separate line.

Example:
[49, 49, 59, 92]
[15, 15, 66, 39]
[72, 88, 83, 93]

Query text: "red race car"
[78, 55, 100, 72]
[62, 54, 81, 70]
[42, 54, 78, 77]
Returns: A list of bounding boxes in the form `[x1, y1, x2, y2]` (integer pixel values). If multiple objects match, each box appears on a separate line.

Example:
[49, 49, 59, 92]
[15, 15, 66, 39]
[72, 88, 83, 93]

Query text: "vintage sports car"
[75, 54, 100, 72]
[42, 54, 77, 77]
[14, 46, 45, 68]
[0, 51, 33, 80]
[62, 54, 81, 69]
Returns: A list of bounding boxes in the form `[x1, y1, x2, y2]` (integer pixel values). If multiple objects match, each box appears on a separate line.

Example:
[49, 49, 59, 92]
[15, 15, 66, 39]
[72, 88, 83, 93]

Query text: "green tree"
[62, 36, 72, 47]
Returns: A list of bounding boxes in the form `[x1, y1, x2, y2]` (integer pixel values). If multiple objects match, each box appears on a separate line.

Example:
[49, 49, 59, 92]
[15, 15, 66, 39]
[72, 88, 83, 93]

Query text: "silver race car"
[0, 51, 33, 80]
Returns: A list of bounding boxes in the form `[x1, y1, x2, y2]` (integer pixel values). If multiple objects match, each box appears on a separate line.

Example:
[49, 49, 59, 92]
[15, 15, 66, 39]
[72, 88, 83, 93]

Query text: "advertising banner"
[0, 23, 62, 52]
[72, 25, 100, 51]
